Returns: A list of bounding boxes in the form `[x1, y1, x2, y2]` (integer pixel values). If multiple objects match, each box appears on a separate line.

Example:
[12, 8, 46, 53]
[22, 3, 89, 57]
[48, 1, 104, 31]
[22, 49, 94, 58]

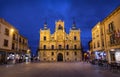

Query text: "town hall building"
[38, 20, 82, 62]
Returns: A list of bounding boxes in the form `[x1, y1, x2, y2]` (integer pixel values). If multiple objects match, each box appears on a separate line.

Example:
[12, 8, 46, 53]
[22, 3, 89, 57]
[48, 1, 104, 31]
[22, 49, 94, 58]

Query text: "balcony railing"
[107, 29, 115, 35]
[38, 48, 81, 50]
[108, 40, 120, 47]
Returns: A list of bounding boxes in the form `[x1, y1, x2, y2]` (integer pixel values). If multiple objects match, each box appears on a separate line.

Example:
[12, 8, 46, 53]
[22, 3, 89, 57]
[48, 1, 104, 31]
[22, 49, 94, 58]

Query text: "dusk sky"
[0, 0, 120, 55]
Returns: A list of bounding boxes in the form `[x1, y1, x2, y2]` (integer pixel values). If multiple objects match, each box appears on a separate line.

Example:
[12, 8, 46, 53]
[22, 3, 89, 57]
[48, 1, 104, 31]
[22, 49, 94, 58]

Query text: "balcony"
[108, 40, 120, 47]
[107, 29, 115, 35]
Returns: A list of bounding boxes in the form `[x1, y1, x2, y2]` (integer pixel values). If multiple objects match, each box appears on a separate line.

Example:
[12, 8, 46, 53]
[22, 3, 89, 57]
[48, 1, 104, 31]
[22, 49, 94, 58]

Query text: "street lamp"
[97, 25, 99, 28]
[11, 28, 14, 33]
[27, 49, 30, 54]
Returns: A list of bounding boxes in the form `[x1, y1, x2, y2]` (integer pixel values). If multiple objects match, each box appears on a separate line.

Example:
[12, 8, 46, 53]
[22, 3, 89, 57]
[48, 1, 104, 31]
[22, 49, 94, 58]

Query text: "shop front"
[0, 51, 6, 64]
[109, 49, 120, 63]
[94, 51, 106, 60]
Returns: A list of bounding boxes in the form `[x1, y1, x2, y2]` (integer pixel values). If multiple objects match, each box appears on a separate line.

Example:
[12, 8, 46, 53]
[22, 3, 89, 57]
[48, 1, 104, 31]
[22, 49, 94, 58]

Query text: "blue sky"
[0, 0, 120, 55]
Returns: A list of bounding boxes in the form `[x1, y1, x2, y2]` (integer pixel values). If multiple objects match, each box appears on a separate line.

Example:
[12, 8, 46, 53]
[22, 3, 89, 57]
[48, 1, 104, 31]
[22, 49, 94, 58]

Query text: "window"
[12, 43, 15, 49]
[66, 45, 69, 50]
[108, 22, 114, 32]
[51, 45, 54, 49]
[23, 39, 24, 44]
[0, 24, 1, 33]
[43, 45, 46, 49]
[97, 41, 100, 47]
[3, 39, 8, 47]
[74, 52, 77, 56]
[110, 52, 115, 61]
[44, 36, 46, 41]
[58, 24, 63, 30]
[59, 45, 62, 49]
[5, 28, 9, 36]
[74, 45, 77, 49]
[67, 58, 69, 60]
[51, 52, 54, 56]
[102, 41, 104, 47]
[74, 36, 77, 40]
[110, 34, 115, 44]
[19, 37, 21, 43]
[44, 58, 46, 61]
[13, 34, 15, 40]
[51, 58, 53, 60]
[66, 52, 69, 56]
[94, 43, 96, 48]
[75, 58, 77, 61]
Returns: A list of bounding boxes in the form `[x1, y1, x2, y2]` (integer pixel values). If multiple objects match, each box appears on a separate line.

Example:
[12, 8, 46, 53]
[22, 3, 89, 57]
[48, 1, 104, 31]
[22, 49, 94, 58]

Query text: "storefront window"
[110, 52, 115, 62]
[115, 51, 120, 63]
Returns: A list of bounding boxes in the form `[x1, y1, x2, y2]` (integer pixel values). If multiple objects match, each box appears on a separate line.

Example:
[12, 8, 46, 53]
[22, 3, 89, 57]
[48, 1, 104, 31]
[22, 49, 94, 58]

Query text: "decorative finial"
[72, 17, 76, 30]
[44, 18, 48, 30]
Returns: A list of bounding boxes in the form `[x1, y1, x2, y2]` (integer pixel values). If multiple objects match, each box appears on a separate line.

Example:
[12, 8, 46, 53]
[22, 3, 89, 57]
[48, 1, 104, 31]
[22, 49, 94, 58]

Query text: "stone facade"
[102, 6, 120, 63]
[38, 20, 82, 62]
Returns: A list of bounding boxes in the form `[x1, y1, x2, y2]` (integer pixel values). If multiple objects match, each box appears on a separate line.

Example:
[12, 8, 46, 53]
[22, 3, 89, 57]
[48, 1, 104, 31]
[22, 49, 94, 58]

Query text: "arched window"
[74, 52, 77, 56]
[66, 45, 69, 50]
[43, 45, 46, 49]
[59, 45, 62, 49]
[74, 36, 77, 40]
[44, 36, 46, 41]
[58, 24, 63, 30]
[51, 45, 54, 49]
[74, 45, 77, 49]
[66, 52, 69, 56]
[51, 52, 54, 56]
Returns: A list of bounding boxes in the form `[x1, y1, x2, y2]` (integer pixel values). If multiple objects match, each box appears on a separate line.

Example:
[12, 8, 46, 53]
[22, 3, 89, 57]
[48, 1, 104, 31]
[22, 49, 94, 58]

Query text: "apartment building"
[91, 6, 120, 63]
[0, 18, 29, 64]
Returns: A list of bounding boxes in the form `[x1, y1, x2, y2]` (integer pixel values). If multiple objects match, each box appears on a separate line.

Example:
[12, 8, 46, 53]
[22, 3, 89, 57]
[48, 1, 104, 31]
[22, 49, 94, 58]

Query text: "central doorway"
[57, 53, 63, 61]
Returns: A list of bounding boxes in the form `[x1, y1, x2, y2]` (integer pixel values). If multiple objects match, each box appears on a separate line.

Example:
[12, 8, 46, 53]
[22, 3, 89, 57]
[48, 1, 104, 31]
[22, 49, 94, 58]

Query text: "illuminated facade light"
[11, 28, 14, 32]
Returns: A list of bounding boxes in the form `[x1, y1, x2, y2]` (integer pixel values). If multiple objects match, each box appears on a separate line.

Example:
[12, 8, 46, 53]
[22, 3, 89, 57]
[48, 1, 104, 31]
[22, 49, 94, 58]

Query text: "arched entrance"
[57, 53, 63, 61]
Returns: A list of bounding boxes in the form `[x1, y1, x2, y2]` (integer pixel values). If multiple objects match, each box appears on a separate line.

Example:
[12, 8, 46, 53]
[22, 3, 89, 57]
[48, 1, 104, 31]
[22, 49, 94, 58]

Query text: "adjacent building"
[88, 40, 94, 60]
[102, 6, 120, 63]
[0, 18, 29, 64]
[38, 20, 82, 62]
[91, 6, 120, 63]
[92, 22, 106, 60]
